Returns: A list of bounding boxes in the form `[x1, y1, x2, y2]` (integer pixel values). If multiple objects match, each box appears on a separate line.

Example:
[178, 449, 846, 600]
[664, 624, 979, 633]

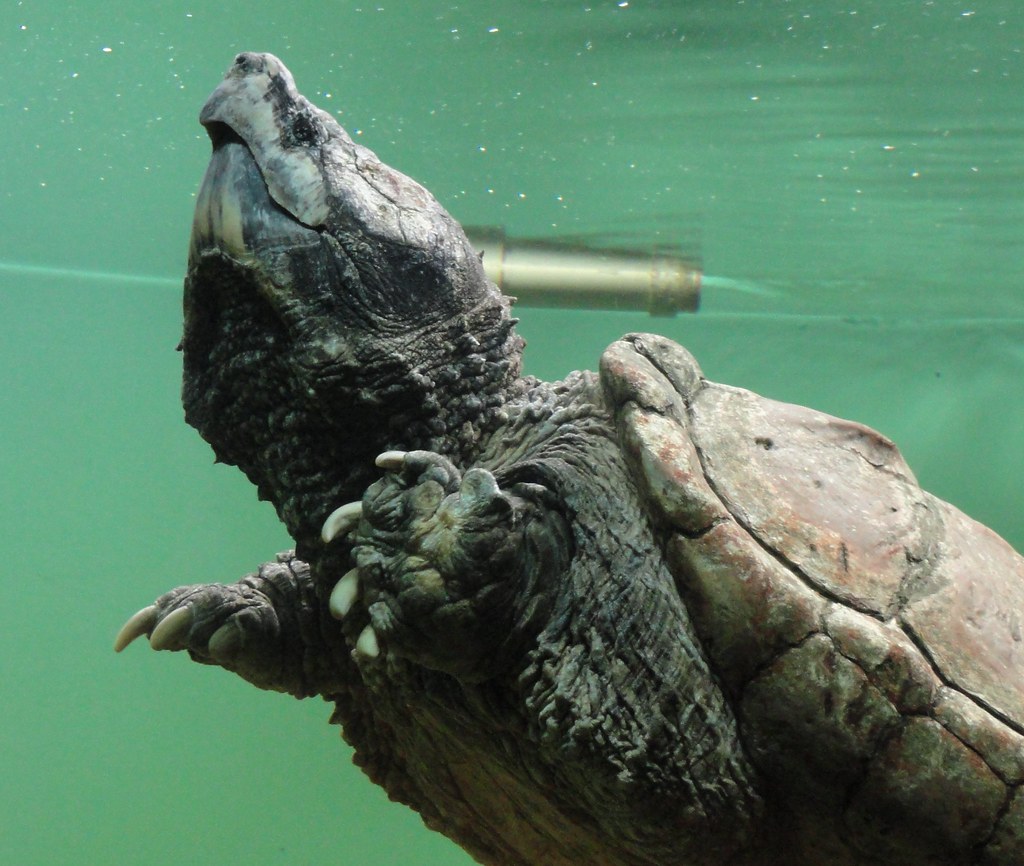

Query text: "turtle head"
[183, 52, 522, 543]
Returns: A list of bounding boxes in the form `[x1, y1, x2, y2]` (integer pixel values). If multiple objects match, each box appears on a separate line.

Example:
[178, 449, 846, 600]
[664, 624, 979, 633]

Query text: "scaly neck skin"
[181, 251, 527, 556]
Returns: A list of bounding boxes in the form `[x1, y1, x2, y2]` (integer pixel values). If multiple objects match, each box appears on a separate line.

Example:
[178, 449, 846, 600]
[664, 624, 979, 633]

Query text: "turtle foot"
[114, 581, 269, 663]
[113, 554, 325, 696]
[321, 449, 553, 681]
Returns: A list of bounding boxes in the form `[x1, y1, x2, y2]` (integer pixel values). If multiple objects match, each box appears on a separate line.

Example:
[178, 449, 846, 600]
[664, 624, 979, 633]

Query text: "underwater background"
[2, 1, 1021, 863]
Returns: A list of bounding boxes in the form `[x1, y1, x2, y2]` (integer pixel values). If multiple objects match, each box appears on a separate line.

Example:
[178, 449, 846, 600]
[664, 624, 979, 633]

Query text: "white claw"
[321, 501, 363, 543]
[149, 606, 193, 651]
[354, 624, 380, 658]
[208, 622, 241, 659]
[329, 569, 361, 620]
[375, 450, 407, 470]
[114, 604, 159, 652]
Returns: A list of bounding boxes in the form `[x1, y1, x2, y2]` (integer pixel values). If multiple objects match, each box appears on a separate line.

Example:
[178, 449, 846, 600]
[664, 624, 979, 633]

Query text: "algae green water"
[2, 2, 1021, 864]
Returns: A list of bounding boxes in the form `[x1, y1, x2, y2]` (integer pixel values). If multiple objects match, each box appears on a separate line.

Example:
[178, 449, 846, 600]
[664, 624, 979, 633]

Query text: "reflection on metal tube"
[466, 226, 701, 316]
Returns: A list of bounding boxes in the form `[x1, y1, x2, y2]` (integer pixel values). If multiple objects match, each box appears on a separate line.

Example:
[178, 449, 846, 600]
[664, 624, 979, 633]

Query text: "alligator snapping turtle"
[116, 53, 1024, 866]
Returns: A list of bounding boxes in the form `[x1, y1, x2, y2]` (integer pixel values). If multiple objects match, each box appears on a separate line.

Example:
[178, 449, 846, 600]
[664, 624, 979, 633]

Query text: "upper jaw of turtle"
[198, 52, 333, 231]
[194, 51, 444, 257]
[189, 52, 334, 274]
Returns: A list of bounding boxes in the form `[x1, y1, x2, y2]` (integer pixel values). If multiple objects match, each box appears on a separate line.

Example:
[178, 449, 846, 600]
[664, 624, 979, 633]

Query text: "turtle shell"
[600, 332, 1024, 865]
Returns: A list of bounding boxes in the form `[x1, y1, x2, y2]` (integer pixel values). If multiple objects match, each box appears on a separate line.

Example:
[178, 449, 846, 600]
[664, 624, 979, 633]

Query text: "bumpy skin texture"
[117, 53, 1024, 866]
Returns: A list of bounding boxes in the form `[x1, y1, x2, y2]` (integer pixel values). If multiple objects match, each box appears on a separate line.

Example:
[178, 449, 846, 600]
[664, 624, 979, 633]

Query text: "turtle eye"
[288, 110, 324, 147]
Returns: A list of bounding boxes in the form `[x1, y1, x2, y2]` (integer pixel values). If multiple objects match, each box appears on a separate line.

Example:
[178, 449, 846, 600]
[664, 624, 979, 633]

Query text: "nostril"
[233, 52, 260, 72]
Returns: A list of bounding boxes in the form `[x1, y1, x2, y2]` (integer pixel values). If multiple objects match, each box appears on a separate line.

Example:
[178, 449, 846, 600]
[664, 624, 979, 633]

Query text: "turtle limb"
[115, 552, 343, 698]
[322, 449, 572, 683]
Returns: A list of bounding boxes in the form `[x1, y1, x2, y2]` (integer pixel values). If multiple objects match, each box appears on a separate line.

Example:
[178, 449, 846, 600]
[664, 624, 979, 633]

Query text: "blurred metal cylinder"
[466, 226, 701, 316]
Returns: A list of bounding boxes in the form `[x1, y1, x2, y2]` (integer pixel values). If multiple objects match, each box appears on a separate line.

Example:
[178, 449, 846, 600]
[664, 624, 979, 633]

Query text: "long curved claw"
[329, 568, 361, 619]
[321, 501, 363, 543]
[208, 622, 241, 660]
[375, 450, 407, 470]
[148, 606, 193, 651]
[113, 604, 159, 652]
[355, 623, 380, 659]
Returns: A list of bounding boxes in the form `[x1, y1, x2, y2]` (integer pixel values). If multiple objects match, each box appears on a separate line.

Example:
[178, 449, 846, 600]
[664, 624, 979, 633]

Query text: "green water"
[3, 2, 1021, 864]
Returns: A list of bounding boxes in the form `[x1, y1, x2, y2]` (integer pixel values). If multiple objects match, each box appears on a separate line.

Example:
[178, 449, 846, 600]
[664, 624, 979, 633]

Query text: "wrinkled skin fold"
[116, 53, 1024, 866]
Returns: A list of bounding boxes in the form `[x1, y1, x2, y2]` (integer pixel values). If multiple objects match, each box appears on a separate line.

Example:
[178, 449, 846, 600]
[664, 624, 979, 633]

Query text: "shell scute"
[740, 632, 900, 810]
[666, 527, 824, 693]
[932, 686, 1024, 784]
[689, 383, 940, 616]
[983, 790, 1024, 865]
[620, 405, 729, 535]
[824, 604, 939, 714]
[901, 501, 1024, 726]
[845, 717, 1006, 865]
[599, 337, 690, 419]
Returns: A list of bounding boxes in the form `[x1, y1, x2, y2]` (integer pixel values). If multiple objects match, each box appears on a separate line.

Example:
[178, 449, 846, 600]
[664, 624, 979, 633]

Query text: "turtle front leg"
[322, 450, 572, 683]
[114, 552, 344, 698]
